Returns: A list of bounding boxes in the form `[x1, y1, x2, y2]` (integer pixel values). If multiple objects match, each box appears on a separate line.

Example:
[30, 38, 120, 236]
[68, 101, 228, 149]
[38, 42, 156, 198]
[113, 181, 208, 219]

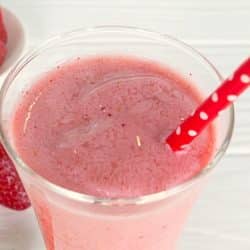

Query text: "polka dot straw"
[166, 57, 250, 151]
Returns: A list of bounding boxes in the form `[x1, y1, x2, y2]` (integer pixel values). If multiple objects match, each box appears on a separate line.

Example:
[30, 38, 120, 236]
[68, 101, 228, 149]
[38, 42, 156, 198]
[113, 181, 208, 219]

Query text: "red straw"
[166, 57, 250, 151]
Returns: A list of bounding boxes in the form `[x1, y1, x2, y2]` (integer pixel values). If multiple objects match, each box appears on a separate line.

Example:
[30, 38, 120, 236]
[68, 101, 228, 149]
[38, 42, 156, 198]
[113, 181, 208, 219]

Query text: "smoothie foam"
[12, 56, 215, 198]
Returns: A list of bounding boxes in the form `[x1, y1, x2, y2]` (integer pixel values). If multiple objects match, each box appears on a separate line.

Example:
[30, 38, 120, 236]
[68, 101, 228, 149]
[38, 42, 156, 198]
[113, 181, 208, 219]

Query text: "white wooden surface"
[0, 0, 250, 249]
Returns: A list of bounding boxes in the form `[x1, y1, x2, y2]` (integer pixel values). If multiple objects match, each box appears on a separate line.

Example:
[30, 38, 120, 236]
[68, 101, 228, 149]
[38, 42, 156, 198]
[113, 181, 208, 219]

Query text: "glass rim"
[0, 25, 235, 206]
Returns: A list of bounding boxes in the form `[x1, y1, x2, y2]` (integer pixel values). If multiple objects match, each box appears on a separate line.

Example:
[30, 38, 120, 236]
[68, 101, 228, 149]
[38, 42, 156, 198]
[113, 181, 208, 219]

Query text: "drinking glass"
[0, 26, 234, 250]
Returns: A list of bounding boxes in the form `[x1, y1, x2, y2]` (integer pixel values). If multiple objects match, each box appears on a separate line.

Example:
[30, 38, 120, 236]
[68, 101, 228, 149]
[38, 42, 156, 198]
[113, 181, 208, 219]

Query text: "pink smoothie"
[12, 56, 215, 250]
[13, 56, 214, 199]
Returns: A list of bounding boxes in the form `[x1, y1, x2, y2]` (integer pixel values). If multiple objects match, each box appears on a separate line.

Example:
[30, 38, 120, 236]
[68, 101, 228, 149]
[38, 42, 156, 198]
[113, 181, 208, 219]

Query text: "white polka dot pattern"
[211, 93, 218, 102]
[241, 74, 250, 84]
[227, 95, 237, 102]
[166, 58, 250, 151]
[188, 130, 197, 137]
[199, 111, 208, 120]
[176, 126, 181, 135]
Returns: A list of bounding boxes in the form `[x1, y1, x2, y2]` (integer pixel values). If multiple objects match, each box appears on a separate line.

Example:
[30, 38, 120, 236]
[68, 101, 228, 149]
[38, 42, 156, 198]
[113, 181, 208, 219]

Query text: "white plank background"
[0, 0, 250, 249]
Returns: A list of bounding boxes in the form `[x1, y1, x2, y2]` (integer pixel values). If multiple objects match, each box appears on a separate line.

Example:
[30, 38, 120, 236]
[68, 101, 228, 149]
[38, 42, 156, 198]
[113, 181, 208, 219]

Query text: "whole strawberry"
[0, 144, 30, 210]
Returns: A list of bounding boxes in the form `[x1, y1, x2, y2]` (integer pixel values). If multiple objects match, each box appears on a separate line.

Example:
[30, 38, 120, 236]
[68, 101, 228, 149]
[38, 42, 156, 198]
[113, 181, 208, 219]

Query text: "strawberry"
[0, 40, 7, 66]
[0, 144, 30, 210]
[0, 8, 7, 44]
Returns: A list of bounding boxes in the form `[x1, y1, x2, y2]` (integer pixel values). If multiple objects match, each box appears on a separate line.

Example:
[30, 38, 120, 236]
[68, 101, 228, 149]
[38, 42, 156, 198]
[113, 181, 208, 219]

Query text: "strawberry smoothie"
[12, 55, 215, 250]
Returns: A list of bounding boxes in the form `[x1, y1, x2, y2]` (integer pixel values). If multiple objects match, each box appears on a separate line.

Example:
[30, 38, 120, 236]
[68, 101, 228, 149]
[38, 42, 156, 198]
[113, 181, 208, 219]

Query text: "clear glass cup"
[0, 26, 234, 250]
